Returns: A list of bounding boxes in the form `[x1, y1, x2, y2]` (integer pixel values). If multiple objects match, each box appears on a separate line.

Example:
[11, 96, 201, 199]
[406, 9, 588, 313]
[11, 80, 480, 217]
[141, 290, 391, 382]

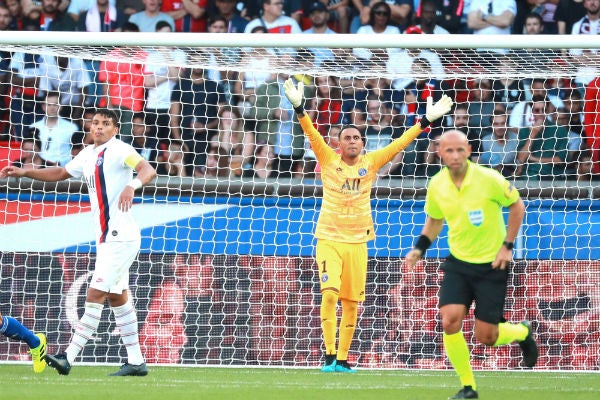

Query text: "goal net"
[0, 32, 599, 371]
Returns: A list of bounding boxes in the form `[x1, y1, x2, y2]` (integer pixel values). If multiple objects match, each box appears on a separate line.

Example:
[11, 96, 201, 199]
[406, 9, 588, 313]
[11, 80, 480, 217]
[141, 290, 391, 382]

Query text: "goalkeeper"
[405, 130, 538, 399]
[283, 78, 453, 373]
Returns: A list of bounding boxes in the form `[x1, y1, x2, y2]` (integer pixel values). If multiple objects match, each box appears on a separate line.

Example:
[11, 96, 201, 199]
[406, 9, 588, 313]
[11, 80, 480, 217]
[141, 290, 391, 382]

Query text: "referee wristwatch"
[502, 241, 514, 250]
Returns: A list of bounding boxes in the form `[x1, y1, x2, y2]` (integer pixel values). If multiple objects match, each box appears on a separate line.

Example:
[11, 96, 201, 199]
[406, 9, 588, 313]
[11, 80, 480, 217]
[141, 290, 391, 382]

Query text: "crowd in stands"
[0, 0, 599, 182]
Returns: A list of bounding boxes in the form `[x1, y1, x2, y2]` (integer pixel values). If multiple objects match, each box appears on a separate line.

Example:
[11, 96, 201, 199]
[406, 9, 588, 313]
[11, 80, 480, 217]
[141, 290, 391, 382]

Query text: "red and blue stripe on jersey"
[94, 149, 110, 243]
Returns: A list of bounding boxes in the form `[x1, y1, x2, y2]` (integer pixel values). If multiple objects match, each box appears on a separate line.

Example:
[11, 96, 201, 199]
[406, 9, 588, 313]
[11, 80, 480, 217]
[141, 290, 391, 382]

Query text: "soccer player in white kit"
[1, 109, 157, 376]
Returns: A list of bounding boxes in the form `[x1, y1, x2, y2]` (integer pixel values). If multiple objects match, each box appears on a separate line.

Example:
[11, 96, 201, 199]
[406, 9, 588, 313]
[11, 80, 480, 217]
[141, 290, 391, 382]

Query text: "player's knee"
[321, 290, 338, 308]
[442, 318, 463, 334]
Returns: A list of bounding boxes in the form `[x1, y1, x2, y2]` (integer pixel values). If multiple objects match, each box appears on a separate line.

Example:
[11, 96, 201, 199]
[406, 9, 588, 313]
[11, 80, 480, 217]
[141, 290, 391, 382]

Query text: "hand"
[0, 166, 25, 178]
[425, 94, 453, 122]
[491, 246, 512, 270]
[404, 248, 423, 271]
[118, 186, 135, 212]
[283, 78, 304, 109]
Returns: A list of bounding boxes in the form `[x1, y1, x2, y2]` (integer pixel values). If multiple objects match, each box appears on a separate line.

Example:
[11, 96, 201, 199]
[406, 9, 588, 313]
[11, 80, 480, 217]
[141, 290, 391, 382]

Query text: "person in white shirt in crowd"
[353, 2, 400, 65]
[303, 2, 337, 68]
[143, 20, 187, 145]
[467, 0, 516, 54]
[44, 56, 92, 120]
[29, 91, 79, 167]
[244, 0, 302, 34]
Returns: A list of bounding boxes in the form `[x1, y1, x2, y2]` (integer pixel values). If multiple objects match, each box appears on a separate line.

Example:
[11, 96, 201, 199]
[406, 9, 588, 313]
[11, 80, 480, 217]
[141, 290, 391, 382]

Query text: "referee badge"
[468, 209, 484, 227]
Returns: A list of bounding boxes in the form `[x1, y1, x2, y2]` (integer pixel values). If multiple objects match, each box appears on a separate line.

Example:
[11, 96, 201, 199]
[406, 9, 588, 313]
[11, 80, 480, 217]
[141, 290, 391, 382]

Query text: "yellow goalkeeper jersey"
[299, 114, 424, 244]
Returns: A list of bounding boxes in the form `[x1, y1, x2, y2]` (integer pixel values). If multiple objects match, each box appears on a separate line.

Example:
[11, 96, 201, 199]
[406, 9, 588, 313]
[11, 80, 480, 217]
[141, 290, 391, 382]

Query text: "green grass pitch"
[3, 365, 599, 400]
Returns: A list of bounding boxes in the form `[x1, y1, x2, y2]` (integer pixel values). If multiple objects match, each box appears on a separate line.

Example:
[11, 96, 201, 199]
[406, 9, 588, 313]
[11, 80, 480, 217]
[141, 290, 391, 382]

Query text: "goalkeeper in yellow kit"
[283, 79, 453, 372]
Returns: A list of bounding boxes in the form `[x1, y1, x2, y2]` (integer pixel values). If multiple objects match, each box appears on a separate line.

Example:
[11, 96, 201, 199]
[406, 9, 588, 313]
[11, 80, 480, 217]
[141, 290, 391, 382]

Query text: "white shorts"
[90, 239, 140, 294]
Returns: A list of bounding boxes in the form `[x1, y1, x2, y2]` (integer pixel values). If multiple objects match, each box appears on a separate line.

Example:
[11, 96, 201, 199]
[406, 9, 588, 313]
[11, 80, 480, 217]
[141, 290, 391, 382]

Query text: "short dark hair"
[155, 20, 172, 31]
[94, 108, 120, 128]
[123, 22, 140, 32]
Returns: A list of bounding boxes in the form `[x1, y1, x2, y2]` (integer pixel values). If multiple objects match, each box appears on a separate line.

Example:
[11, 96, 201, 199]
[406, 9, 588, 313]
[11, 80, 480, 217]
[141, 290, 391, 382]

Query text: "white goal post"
[0, 32, 599, 371]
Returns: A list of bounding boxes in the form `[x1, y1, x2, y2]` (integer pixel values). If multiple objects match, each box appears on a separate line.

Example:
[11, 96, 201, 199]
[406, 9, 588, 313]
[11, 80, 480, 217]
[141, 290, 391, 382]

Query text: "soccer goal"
[0, 32, 599, 371]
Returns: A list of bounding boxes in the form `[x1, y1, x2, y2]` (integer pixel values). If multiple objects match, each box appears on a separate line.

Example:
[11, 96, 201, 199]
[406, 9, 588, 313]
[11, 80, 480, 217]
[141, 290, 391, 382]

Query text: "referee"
[405, 130, 538, 399]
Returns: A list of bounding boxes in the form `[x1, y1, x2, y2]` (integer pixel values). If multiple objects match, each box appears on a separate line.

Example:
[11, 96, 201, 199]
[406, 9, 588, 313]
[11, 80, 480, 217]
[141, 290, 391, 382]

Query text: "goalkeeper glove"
[283, 78, 305, 114]
[420, 94, 454, 128]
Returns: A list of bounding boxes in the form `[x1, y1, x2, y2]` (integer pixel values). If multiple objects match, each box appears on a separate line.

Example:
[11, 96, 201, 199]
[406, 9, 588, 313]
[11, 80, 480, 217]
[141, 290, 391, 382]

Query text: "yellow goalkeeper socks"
[320, 290, 338, 355]
[493, 322, 529, 346]
[337, 299, 358, 361]
[443, 331, 476, 390]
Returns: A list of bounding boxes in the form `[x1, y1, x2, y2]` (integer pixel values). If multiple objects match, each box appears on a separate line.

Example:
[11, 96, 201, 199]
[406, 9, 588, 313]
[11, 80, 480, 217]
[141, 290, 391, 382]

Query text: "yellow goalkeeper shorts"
[315, 239, 367, 302]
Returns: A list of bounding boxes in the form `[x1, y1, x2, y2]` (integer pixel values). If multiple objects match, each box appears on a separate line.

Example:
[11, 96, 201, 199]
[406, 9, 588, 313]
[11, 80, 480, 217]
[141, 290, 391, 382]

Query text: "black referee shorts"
[439, 254, 509, 324]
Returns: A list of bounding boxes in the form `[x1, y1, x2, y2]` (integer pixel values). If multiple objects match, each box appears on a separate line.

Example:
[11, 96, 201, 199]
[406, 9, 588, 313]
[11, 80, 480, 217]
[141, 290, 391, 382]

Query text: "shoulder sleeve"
[121, 143, 144, 170]
[298, 113, 336, 164]
[488, 167, 520, 207]
[65, 152, 84, 178]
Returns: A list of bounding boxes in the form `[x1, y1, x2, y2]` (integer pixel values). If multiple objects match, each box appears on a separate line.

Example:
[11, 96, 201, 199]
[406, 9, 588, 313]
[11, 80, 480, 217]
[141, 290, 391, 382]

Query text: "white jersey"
[65, 137, 143, 244]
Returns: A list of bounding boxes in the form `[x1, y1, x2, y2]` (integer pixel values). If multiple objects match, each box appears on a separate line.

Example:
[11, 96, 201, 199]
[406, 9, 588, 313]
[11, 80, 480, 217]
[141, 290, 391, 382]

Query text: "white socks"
[111, 301, 145, 365]
[65, 302, 104, 364]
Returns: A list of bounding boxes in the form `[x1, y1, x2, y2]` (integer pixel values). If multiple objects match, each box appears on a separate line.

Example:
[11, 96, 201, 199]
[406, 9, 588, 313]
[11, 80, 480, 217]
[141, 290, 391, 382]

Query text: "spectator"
[210, 105, 254, 177]
[353, 2, 400, 64]
[570, 0, 600, 89]
[213, 0, 248, 33]
[5, 0, 28, 31]
[479, 109, 520, 177]
[251, 73, 311, 178]
[244, 0, 302, 35]
[30, 91, 79, 167]
[232, 27, 276, 122]
[118, 0, 145, 15]
[308, 74, 344, 137]
[303, 2, 338, 67]
[8, 49, 54, 140]
[415, 0, 464, 33]
[204, 15, 240, 103]
[129, 0, 175, 31]
[320, 0, 350, 33]
[156, 139, 187, 177]
[144, 21, 187, 146]
[352, 0, 412, 33]
[21, 0, 69, 20]
[413, 130, 443, 178]
[196, 143, 231, 178]
[139, 267, 187, 364]
[467, 78, 497, 133]
[97, 23, 147, 144]
[170, 67, 226, 175]
[44, 56, 92, 120]
[161, 0, 207, 32]
[467, 0, 516, 54]
[11, 138, 42, 170]
[130, 112, 159, 166]
[491, 59, 526, 112]
[554, 0, 586, 35]
[445, 103, 482, 159]
[508, 80, 561, 129]
[76, 0, 127, 31]
[412, 0, 450, 33]
[512, 13, 557, 69]
[242, 141, 274, 178]
[516, 95, 569, 179]
[33, 0, 77, 31]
